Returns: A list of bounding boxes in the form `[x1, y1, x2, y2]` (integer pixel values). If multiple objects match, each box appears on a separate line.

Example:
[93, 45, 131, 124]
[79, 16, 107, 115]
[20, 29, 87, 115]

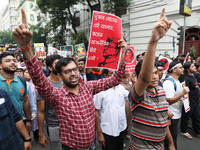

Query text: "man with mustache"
[0, 52, 31, 132]
[13, 8, 127, 150]
[36, 54, 63, 150]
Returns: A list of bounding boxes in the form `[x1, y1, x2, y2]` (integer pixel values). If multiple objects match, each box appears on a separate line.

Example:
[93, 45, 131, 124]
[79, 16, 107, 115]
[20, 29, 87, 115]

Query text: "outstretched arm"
[135, 8, 172, 97]
[12, 8, 34, 60]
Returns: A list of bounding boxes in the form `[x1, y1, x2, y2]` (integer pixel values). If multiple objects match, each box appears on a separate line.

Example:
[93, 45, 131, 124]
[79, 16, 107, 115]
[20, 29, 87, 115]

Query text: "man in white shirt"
[163, 61, 189, 149]
[94, 69, 129, 150]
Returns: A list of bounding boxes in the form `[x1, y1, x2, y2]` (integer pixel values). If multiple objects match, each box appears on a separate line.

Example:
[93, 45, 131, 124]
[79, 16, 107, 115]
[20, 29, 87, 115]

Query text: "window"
[30, 3, 33, 9]
[30, 14, 34, 21]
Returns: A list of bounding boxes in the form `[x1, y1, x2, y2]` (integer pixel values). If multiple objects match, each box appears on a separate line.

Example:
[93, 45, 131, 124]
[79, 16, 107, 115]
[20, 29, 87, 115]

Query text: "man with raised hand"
[128, 8, 173, 149]
[13, 8, 127, 150]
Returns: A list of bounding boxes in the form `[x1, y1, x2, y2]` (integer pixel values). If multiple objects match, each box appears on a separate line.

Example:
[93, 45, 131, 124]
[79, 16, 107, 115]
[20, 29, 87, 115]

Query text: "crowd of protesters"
[1, 7, 200, 150]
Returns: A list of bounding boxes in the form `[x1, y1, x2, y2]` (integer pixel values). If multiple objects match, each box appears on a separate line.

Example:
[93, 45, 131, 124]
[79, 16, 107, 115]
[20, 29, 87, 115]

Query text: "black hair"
[102, 69, 109, 76]
[195, 63, 200, 68]
[125, 48, 133, 58]
[42, 59, 46, 64]
[168, 61, 181, 74]
[135, 60, 158, 77]
[142, 52, 146, 56]
[183, 62, 192, 75]
[0, 52, 15, 64]
[156, 60, 164, 67]
[55, 57, 77, 74]
[46, 54, 62, 68]
[136, 54, 142, 61]
[78, 58, 86, 64]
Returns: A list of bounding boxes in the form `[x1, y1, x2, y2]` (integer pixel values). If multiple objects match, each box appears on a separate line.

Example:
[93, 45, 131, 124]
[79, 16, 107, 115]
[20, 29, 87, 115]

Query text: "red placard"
[86, 11, 122, 70]
[124, 46, 136, 73]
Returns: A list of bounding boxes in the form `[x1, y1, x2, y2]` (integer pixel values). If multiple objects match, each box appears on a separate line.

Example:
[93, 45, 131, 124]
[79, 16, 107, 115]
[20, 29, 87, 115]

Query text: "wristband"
[97, 130, 102, 135]
[26, 119, 31, 122]
[19, 43, 31, 51]
[24, 137, 31, 142]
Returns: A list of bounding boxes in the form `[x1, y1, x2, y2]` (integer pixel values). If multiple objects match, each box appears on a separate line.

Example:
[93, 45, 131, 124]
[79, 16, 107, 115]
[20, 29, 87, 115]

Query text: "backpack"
[164, 76, 177, 91]
[17, 75, 27, 94]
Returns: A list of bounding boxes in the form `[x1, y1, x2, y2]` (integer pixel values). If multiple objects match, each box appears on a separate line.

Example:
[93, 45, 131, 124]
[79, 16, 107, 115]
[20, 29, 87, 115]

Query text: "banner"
[57, 50, 67, 57]
[0, 44, 5, 53]
[75, 43, 86, 58]
[86, 11, 122, 70]
[125, 46, 136, 73]
[48, 47, 58, 56]
[7, 43, 18, 51]
[60, 45, 73, 55]
[158, 55, 172, 71]
[181, 82, 190, 112]
[34, 43, 45, 58]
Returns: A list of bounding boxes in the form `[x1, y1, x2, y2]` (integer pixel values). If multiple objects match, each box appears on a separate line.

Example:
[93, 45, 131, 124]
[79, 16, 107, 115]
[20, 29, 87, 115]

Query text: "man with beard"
[12, 9, 127, 149]
[36, 54, 63, 150]
[163, 61, 190, 149]
[78, 58, 87, 81]
[0, 52, 31, 132]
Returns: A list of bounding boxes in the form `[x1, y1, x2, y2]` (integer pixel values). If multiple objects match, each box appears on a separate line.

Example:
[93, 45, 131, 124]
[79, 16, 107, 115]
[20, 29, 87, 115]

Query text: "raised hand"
[151, 8, 172, 42]
[12, 8, 33, 50]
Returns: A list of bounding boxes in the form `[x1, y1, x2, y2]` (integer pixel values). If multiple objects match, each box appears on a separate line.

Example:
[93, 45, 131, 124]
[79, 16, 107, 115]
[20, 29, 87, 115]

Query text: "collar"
[0, 74, 18, 82]
[62, 83, 83, 95]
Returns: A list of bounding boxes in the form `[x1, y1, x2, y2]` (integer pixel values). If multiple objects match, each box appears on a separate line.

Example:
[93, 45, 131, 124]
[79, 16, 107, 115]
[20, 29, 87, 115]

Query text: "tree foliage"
[102, 0, 131, 17]
[36, 0, 131, 47]
[0, 30, 16, 44]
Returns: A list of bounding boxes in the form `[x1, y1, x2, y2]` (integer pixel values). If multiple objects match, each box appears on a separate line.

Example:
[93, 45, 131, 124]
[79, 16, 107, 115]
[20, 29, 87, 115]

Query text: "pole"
[173, 37, 175, 57]
[182, 16, 186, 54]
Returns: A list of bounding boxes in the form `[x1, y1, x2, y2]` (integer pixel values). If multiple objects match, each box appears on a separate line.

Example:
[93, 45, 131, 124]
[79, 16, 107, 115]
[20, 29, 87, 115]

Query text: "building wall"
[17, 0, 37, 26]
[129, 0, 200, 57]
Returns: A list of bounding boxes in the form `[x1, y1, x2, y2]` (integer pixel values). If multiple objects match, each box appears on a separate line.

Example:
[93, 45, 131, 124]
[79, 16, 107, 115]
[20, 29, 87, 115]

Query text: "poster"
[158, 55, 172, 71]
[57, 50, 67, 57]
[181, 82, 190, 112]
[124, 46, 136, 73]
[60, 45, 73, 55]
[86, 11, 122, 70]
[7, 44, 18, 51]
[0, 44, 5, 53]
[34, 43, 45, 58]
[48, 47, 58, 56]
[75, 43, 86, 58]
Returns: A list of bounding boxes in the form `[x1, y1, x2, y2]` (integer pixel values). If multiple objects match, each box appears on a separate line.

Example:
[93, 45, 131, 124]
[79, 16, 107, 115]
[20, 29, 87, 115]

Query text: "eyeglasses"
[63, 67, 79, 75]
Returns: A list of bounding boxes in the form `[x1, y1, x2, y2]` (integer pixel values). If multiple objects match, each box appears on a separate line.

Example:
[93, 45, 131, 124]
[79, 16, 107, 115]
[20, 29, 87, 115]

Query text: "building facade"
[16, 0, 37, 26]
[75, 0, 200, 57]
[1, 0, 17, 31]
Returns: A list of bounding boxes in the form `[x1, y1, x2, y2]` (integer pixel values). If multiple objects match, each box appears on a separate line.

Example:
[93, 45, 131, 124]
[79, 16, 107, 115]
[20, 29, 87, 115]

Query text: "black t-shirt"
[185, 74, 199, 100]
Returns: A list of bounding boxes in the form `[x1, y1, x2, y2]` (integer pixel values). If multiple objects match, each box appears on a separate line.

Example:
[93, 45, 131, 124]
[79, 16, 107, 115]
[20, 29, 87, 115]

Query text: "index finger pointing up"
[21, 8, 27, 26]
[160, 8, 165, 19]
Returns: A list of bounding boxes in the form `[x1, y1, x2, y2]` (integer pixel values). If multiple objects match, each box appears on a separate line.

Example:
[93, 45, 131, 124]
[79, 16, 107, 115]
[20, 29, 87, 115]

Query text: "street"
[31, 125, 200, 150]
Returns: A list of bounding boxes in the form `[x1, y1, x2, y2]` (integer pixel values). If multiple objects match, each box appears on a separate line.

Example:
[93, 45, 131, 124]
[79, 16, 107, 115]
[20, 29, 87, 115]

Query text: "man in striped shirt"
[128, 8, 172, 150]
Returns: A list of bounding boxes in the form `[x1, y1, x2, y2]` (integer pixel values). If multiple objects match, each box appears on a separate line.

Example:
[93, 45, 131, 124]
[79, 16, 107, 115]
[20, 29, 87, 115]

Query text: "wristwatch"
[24, 137, 31, 142]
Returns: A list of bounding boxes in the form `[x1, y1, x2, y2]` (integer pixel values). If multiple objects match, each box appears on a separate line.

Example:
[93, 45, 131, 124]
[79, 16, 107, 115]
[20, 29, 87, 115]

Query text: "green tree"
[71, 32, 89, 50]
[0, 30, 16, 44]
[189, 46, 196, 59]
[102, 0, 131, 17]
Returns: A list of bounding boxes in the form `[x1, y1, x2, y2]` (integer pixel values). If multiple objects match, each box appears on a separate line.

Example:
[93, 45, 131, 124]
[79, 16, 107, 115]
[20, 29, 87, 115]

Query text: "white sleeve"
[163, 80, 176, 98]
[93, 92, 103, 110]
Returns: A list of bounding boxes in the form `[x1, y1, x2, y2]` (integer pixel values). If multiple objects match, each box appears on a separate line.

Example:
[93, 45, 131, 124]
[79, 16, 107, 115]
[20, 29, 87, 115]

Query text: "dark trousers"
[181, 101, 200, 134]
[164, 119, 179, 150]
[102, 130, 125, 150]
